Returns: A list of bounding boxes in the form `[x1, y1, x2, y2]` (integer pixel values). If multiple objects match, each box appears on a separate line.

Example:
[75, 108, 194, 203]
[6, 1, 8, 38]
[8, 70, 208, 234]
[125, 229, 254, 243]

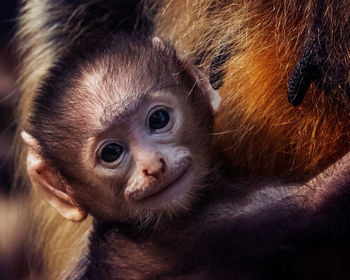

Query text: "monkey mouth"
[132, 165, 194, 204]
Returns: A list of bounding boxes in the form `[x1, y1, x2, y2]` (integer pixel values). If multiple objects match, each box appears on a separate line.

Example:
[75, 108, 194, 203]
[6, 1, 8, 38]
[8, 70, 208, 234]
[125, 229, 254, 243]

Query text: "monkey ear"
[184, 63, 222, 114]
[21, 131, 87, 222]
[152, 36, 164, 48]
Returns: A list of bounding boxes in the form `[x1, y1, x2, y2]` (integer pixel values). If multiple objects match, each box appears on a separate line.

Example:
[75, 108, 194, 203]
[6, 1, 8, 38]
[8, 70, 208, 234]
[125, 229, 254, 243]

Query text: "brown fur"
[151, 0, 350, 179]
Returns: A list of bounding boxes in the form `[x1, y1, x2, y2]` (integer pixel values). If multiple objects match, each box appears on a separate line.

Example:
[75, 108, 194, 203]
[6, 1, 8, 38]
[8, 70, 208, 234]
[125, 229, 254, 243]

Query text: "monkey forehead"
[76, 68, 184, 128]
[108, 86, 187, 124]
[79, 58, 183, 95]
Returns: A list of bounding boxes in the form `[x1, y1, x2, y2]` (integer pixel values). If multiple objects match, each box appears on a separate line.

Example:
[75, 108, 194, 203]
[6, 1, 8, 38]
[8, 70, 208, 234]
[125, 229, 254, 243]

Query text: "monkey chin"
[140, 166, 194, 206]
[129, 167, 200, 225]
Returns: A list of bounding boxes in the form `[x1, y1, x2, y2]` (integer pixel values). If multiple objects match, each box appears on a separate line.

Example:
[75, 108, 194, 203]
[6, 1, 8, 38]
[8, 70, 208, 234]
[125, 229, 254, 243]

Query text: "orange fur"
[151, 0, 350, 179]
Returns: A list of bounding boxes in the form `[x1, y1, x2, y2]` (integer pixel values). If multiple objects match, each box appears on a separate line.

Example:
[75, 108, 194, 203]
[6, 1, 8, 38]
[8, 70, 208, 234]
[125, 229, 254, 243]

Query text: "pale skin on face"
[22, 59, 221, 223]
[77, 88, 201, 221]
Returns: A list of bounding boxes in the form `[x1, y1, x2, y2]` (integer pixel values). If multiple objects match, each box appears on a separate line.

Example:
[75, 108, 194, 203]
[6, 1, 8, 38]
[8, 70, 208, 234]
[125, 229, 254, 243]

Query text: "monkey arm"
[77, 152, 350, 279]
[205, 150, 350, 261]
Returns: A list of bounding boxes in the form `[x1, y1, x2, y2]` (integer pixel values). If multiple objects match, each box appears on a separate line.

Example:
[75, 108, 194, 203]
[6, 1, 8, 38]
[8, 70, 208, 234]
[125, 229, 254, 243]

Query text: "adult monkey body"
[14, 0, 350, 279]
[150, 2, 350, 277]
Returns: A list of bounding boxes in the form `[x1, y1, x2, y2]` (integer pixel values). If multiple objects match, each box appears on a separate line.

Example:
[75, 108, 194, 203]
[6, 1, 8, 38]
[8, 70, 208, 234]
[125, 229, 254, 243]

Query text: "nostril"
[142, 158, 166, 178]
[160, 158, 166, 173]
[143, 169, 158, 179]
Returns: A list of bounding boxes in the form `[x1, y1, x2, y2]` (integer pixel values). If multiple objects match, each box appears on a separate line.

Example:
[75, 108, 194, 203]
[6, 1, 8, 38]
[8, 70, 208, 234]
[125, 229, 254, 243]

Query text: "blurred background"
[0, 0, 19, 196]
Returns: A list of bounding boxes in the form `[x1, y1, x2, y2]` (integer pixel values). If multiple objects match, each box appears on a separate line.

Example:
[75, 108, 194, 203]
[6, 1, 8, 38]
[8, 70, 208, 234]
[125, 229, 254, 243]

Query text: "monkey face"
[75, 87, 211, 222]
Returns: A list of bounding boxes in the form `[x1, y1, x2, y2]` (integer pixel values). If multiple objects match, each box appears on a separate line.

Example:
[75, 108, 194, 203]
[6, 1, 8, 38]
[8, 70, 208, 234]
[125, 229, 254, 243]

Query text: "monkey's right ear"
[21, 131, 87, 222]
[184, 63, 222, 114]
[152, 37, 164, 48]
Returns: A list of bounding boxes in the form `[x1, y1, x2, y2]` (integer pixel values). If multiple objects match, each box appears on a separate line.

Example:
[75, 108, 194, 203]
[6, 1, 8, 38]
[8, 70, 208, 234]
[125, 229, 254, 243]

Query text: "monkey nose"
[142, 158, 166, 179]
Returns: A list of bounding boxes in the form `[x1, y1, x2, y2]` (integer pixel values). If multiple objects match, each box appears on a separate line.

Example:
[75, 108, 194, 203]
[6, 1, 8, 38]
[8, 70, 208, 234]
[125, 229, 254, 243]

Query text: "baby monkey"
[22, 35, 221, 225]
[21, 34, 350, 279]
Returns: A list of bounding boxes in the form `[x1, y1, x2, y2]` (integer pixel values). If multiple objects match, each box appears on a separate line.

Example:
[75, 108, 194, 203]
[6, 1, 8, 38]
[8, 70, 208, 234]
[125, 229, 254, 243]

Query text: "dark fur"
[68, 156, 350, 280]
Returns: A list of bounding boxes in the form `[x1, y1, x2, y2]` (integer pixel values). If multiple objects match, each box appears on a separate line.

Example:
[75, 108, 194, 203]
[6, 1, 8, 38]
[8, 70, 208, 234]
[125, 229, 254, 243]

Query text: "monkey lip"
[131, 164, 193, 203]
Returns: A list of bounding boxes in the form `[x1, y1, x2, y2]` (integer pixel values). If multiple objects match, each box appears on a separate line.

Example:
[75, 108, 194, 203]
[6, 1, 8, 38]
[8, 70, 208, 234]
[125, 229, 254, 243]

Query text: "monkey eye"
[100, 142, 124, 163]
[148, 109, 170, 130]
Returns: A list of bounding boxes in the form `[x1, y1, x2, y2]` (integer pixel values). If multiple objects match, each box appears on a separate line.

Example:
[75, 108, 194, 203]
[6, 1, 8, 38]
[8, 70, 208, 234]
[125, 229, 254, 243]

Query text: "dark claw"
[209, 44, 232, 90]
[287, 23, 326, 106]
[287, 55, 318, 107]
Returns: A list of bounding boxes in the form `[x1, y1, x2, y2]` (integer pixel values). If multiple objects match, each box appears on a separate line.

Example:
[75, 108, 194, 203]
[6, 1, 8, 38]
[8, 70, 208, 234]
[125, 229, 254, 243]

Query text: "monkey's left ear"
[21, 131, 87, 222]
[184, 63, 222, 114]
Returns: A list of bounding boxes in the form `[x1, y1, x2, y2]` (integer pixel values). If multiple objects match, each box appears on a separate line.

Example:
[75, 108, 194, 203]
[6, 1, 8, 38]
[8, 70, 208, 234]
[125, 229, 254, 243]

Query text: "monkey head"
[21, 36, 221, 224]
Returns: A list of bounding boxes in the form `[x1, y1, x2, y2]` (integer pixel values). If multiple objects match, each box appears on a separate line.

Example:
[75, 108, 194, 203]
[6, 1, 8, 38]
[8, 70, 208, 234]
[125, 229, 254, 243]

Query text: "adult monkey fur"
[151, 1, 350, 277]
[151, 0, 350, 179]
[13, 0, 350, 279]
